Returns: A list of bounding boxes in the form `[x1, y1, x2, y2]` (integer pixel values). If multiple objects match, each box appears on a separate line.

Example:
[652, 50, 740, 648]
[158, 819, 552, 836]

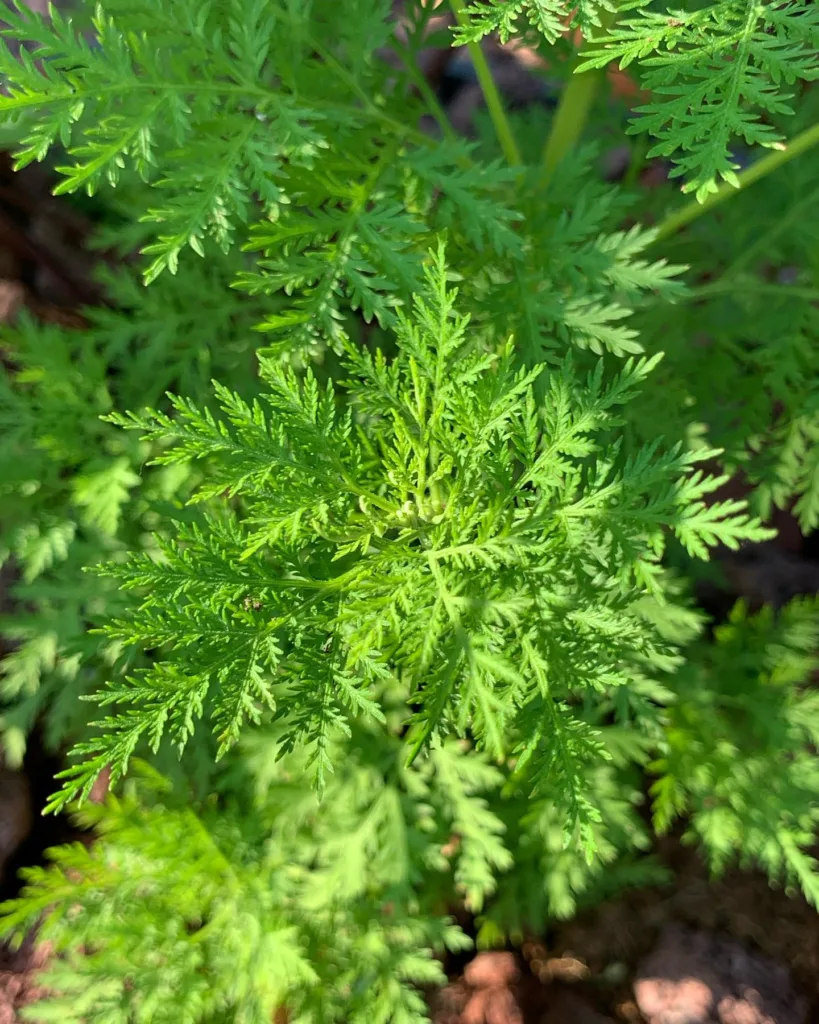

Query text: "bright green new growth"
[51, 251, 770, 834]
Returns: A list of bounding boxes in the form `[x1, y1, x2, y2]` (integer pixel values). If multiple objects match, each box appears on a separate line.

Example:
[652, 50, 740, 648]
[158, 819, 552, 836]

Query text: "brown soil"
[0, 934, 50, 1024]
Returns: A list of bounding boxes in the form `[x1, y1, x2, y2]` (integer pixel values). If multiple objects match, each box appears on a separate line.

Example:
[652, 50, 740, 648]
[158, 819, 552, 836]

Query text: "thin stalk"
[393, 39, 461, 146]
[652, 121, 819, 244]
[688, 281, 819, 304]
[449, 0, 522, 166]
[635, 280, 819, 312]
[720, 181, 819, 279]
[540, 8, 617, 185]
[623, 133, 649, 190]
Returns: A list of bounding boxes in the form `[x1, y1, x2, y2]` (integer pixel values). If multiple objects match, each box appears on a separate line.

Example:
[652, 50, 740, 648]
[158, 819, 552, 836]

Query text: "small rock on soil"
[0, 934, 50, 1024]
[430, 951, 614, 1024]
[635, 925, 807, 1024]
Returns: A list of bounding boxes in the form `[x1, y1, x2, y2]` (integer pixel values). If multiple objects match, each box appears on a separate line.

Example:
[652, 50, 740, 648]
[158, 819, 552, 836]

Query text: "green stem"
[637, 280, 819, 311]
[688, 281, 819, 304]
[341, 475, 397, 515]
[540, 8, 617, 185]
[449, 0, 522, 166]
[653, 121, 819, 244]
[393, 39, 461, 147]
[720, 181, 819, 279]
[623, 133, 649, 190]
[687, 280, 818, 303]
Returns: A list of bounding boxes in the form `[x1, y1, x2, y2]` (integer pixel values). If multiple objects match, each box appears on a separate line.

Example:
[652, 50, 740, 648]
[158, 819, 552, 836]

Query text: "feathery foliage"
[652, 598, 819, 905]
[49, 252, 770, 831]
[579, 0, 819, 199]
[1, 761, 470, 1024]
[0, 0, 818, 1018]
[455, 0, 615, 46]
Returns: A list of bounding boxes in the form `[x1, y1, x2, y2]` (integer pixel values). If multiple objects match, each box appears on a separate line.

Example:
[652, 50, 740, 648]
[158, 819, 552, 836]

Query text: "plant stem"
[653, 121, 819, 243]
[540, 8, 617, 185]
[394, 40, 461, 147]
[687, 281, 819, 304]
[449, 0, 522, 166]
[623, 134, 649, 190]
[720, 181, 819, 280]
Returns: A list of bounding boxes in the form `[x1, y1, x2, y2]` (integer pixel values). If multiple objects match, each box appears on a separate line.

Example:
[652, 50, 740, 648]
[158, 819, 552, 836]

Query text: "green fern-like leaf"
[50, 250, 771, 845]
[579, 0, 819, 199]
